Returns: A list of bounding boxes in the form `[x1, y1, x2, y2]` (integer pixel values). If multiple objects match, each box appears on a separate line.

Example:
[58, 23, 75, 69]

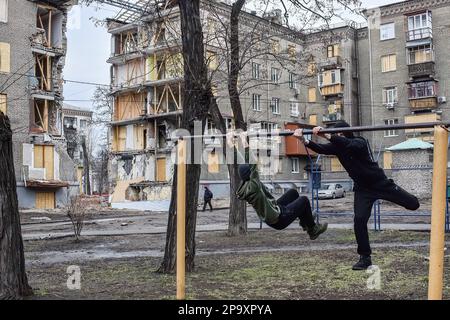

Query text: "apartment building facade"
[361, 0, 450, 168]
[0, 0, 79, 209]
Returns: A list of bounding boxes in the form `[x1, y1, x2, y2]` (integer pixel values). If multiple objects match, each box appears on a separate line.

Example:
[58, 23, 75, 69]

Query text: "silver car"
[318, 183, 346, 199]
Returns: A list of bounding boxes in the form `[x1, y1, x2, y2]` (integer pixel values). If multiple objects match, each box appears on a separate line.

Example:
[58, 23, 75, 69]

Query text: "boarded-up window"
[156, 158, 166, 182]
[383, 151, 392, 169]
[309, 114, 317, 125]
[36, 191, 55, 209]
[206, 51, 218, 70]
[331, 157, 344, 172]
[134, 125, 146, 150]
[381, 54, 396, 72]
[288, 44, 296, 60]
[0, 93, 6, 114]
[327, 44, 339, 58]
[115, 92, 145, 120]
[0, 42, 10, 73]
[270, 39, 280, 54]
[307, 62, 316, 76]
[208, 152, 220, 173]
[0, 0, 7, 23]
[308, 88, 316, 103]
[34, 145, 54, 180]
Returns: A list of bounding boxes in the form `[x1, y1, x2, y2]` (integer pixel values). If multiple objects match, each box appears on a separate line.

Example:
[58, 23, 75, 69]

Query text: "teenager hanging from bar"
[227, 131, 328, 239]
[294, 121, 420, 270]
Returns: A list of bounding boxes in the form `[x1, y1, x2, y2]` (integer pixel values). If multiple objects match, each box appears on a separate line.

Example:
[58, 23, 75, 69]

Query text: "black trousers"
[268, 189, 316, 230]
[203, 200, 213, 211]
[354, 180, 420, 256]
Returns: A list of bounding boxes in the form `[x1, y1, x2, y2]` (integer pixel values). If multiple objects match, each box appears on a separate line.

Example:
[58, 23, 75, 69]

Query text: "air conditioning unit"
[438, 96, 447, 104]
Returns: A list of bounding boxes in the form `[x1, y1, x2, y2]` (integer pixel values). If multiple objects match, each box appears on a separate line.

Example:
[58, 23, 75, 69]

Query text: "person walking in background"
[203, 186, 214, 212]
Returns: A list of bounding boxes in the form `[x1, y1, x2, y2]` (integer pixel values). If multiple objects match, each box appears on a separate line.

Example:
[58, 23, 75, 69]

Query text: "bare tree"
[67, 196, 89, 241]
[0, 113, 33, 299]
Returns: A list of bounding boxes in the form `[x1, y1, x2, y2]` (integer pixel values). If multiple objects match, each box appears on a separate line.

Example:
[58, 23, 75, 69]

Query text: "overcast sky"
[63, 0, 403, 111]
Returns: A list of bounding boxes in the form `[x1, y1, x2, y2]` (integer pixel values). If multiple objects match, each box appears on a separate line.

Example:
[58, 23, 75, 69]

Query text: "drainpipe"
[367, 14, 376, 145]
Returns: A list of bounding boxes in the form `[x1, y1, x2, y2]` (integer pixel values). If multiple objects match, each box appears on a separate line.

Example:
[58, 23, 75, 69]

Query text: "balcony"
[408, 61, 435, 78]
[323, 112, 343, 124]
[319, 84, 344, 97]
[285, 123, 316, 156]
[409, 96, 437, 111]
[406, 27, 432, 42]
[318, 56, 343, 71]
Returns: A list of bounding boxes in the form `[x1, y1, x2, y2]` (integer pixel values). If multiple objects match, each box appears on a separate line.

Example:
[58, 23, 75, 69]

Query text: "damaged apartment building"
[106, 0, 361, 201]
[0, 0, 79, 209]
[107, 0, 450, 202]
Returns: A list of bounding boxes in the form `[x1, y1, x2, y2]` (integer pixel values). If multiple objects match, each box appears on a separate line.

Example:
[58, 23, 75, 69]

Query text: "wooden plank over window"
[156, 158, 166, 182]
[34, 145, 54, 180]
[0, 93, 6, 114]
[331, 157, 344, 172]
[381, 54, 397, 72]
[383, 151, 392, 169]
[308, 87, 316, 103]
[309, 114, 317, 125]
[0, 42, 11, 73]
[207, 152, 220, 173]
[36, 191, 55, 209]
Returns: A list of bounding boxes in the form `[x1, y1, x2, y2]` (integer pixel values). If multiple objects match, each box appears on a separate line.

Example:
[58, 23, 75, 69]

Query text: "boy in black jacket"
[294, 121, 420, 270]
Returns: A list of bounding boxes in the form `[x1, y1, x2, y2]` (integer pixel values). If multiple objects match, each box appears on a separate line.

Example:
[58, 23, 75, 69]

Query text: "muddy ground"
[23, 229, 450, 300]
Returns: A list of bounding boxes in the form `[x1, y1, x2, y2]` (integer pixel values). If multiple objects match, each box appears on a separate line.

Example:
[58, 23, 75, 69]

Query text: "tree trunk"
[158, 0, 210, 273]
[81, 136, 91, 195]
[0, 114, 33, 299]
[226, 0, 248, 236]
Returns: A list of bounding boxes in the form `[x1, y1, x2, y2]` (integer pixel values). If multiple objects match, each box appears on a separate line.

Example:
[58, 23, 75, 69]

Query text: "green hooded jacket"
[235, 147, 280, 225]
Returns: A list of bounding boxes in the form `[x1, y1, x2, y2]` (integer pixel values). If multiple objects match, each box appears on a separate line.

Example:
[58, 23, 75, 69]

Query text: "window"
[260, 122, 279, 132]
[0, 93, 6, 114]
[408, 81, 436, 99]
[384, 119, 399, 137]
[271, 67, 280, 83]
[80, 120, 88, 130]
[270, 39, 280, 54]
[308, 88, 316, 103]
[288, 44, 296, 60]
[381, 54, 396, 72]
[407, 44, 433, 64]
[208, 152, 220, 173]
[307, 62, 316, 76]
[206, 50, 218, 70]
[252, 62, 260, 79]
[64, 117, 77, 129]
[271, 98, 280, 114]
[290, 102, 299, 116]
[0, 42, 10, 73]
[318, 69, 341, 87]
[327, 44, 339, 58]
[291, 158, 300, 173]
[289, 72, 297, 89]
[252, 94, 261, 111]
[382, 87, 398, 106]
[380, 23, 395, 40]
[224, 118, 234, 130]
[309, 114, 318, 125]
[407, 12, 432, 40]
[0, 0, 7, 23]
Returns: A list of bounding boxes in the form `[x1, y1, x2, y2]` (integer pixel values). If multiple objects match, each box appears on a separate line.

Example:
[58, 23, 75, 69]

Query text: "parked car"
[318, 183, 346, 199]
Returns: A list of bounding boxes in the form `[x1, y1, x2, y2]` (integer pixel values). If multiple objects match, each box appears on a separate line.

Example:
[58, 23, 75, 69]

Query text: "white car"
[318, 183, 346, 199]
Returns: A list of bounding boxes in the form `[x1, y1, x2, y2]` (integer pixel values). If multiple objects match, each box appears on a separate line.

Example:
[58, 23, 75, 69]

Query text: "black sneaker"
[352, 255, 372, 270]
[307, 222, 328, 240]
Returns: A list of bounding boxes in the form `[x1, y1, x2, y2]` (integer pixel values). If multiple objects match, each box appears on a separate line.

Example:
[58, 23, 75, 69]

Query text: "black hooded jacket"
[306, 135, 388, 190]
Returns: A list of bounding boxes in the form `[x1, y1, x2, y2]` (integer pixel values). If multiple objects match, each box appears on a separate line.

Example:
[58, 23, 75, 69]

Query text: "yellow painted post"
[176, 139, 187, 300]
[428, 125, 448, 300]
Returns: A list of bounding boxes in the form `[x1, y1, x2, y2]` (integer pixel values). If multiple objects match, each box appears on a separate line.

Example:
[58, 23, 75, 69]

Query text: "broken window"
[34, 53, 52, 91]
[36, 5, 63, 48]
[32, 99, 55, 133]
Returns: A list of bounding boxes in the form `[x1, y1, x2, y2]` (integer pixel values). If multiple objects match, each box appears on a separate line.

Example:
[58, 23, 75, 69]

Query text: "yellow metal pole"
[428, 125, 448, 300]
[176, 139, 187, 300]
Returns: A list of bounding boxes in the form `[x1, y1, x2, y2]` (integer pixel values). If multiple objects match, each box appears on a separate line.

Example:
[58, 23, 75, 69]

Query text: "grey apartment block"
[363, 0, 450, 167]
[0, 0, 79, 209]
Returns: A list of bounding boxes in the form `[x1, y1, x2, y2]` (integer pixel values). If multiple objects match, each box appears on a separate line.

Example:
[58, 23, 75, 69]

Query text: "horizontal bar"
[171, 122, 450, 140]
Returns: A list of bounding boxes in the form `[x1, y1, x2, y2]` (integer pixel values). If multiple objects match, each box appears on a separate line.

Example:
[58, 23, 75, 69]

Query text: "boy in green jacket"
[228, 131, 327, 239]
